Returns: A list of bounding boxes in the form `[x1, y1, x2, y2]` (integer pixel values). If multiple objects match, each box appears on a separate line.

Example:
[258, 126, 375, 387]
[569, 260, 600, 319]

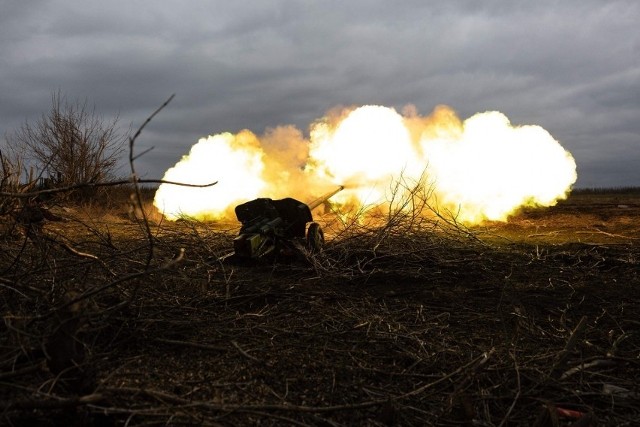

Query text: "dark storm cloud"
[1, 0, 638, 187]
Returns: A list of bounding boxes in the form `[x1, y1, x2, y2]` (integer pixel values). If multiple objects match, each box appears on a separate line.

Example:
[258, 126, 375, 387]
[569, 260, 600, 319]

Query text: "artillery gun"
[232, 186, 343, 259]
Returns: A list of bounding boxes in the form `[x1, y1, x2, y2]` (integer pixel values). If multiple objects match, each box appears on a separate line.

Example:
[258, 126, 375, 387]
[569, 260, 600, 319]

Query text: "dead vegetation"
[2, 99, 639, 425]
[1, 182, 639, 426]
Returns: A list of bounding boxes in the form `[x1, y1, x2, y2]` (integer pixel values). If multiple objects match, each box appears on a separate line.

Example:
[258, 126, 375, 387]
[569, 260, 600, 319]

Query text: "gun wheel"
[306, 222, 324, 253]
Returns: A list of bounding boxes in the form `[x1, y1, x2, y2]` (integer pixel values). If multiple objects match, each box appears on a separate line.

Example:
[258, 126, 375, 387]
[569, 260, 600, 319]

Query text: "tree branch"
[0, 178, 217, 198]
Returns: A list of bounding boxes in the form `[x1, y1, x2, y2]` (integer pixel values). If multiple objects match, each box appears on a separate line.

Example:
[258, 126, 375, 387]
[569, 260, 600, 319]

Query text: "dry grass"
[1, 187, 639, 426]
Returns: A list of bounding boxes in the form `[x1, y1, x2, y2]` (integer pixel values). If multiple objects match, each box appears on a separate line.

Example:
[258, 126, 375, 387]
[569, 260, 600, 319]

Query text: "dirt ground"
[1, 189, 639, 426]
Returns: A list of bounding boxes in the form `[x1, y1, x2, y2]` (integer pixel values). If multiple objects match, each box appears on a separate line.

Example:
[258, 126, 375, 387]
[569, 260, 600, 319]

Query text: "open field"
[2, 189, 639, 426]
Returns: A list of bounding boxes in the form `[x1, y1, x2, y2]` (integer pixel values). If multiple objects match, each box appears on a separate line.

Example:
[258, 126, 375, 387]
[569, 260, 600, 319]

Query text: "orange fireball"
[154, 104, 577, 225]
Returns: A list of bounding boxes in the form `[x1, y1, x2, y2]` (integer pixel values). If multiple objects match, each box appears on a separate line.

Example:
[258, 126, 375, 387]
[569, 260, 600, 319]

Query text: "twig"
[552, 316, 588, 378]
[0, 177, 217, 198]
[0, 278, 31, 299]
[130, 94, 175, 144]
[154, 338, 227, 352]
[576, 228, 640, 240]
[128, 94, 174, 268]
[1, 393, 103, 411]
[0, 361, 45, 381]
[560, 358, 618, 380]
[398, 348, 495, 400]
[231, 340, 261, 363]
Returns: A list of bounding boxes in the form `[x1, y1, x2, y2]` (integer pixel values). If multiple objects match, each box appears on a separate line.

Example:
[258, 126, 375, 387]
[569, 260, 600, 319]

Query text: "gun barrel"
[307, 185, 344, 211]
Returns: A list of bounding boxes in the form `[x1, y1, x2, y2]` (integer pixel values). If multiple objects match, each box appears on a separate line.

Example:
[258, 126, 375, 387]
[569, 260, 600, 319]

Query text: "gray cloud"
[1, 0, 638, 188]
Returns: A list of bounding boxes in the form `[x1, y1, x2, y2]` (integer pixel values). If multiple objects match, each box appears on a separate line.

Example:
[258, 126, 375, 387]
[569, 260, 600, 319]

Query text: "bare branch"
[0, 178, 217, 198]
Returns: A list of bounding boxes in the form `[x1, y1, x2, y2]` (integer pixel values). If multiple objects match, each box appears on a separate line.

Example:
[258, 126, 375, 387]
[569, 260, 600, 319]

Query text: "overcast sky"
[1, 0, 638, 188]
